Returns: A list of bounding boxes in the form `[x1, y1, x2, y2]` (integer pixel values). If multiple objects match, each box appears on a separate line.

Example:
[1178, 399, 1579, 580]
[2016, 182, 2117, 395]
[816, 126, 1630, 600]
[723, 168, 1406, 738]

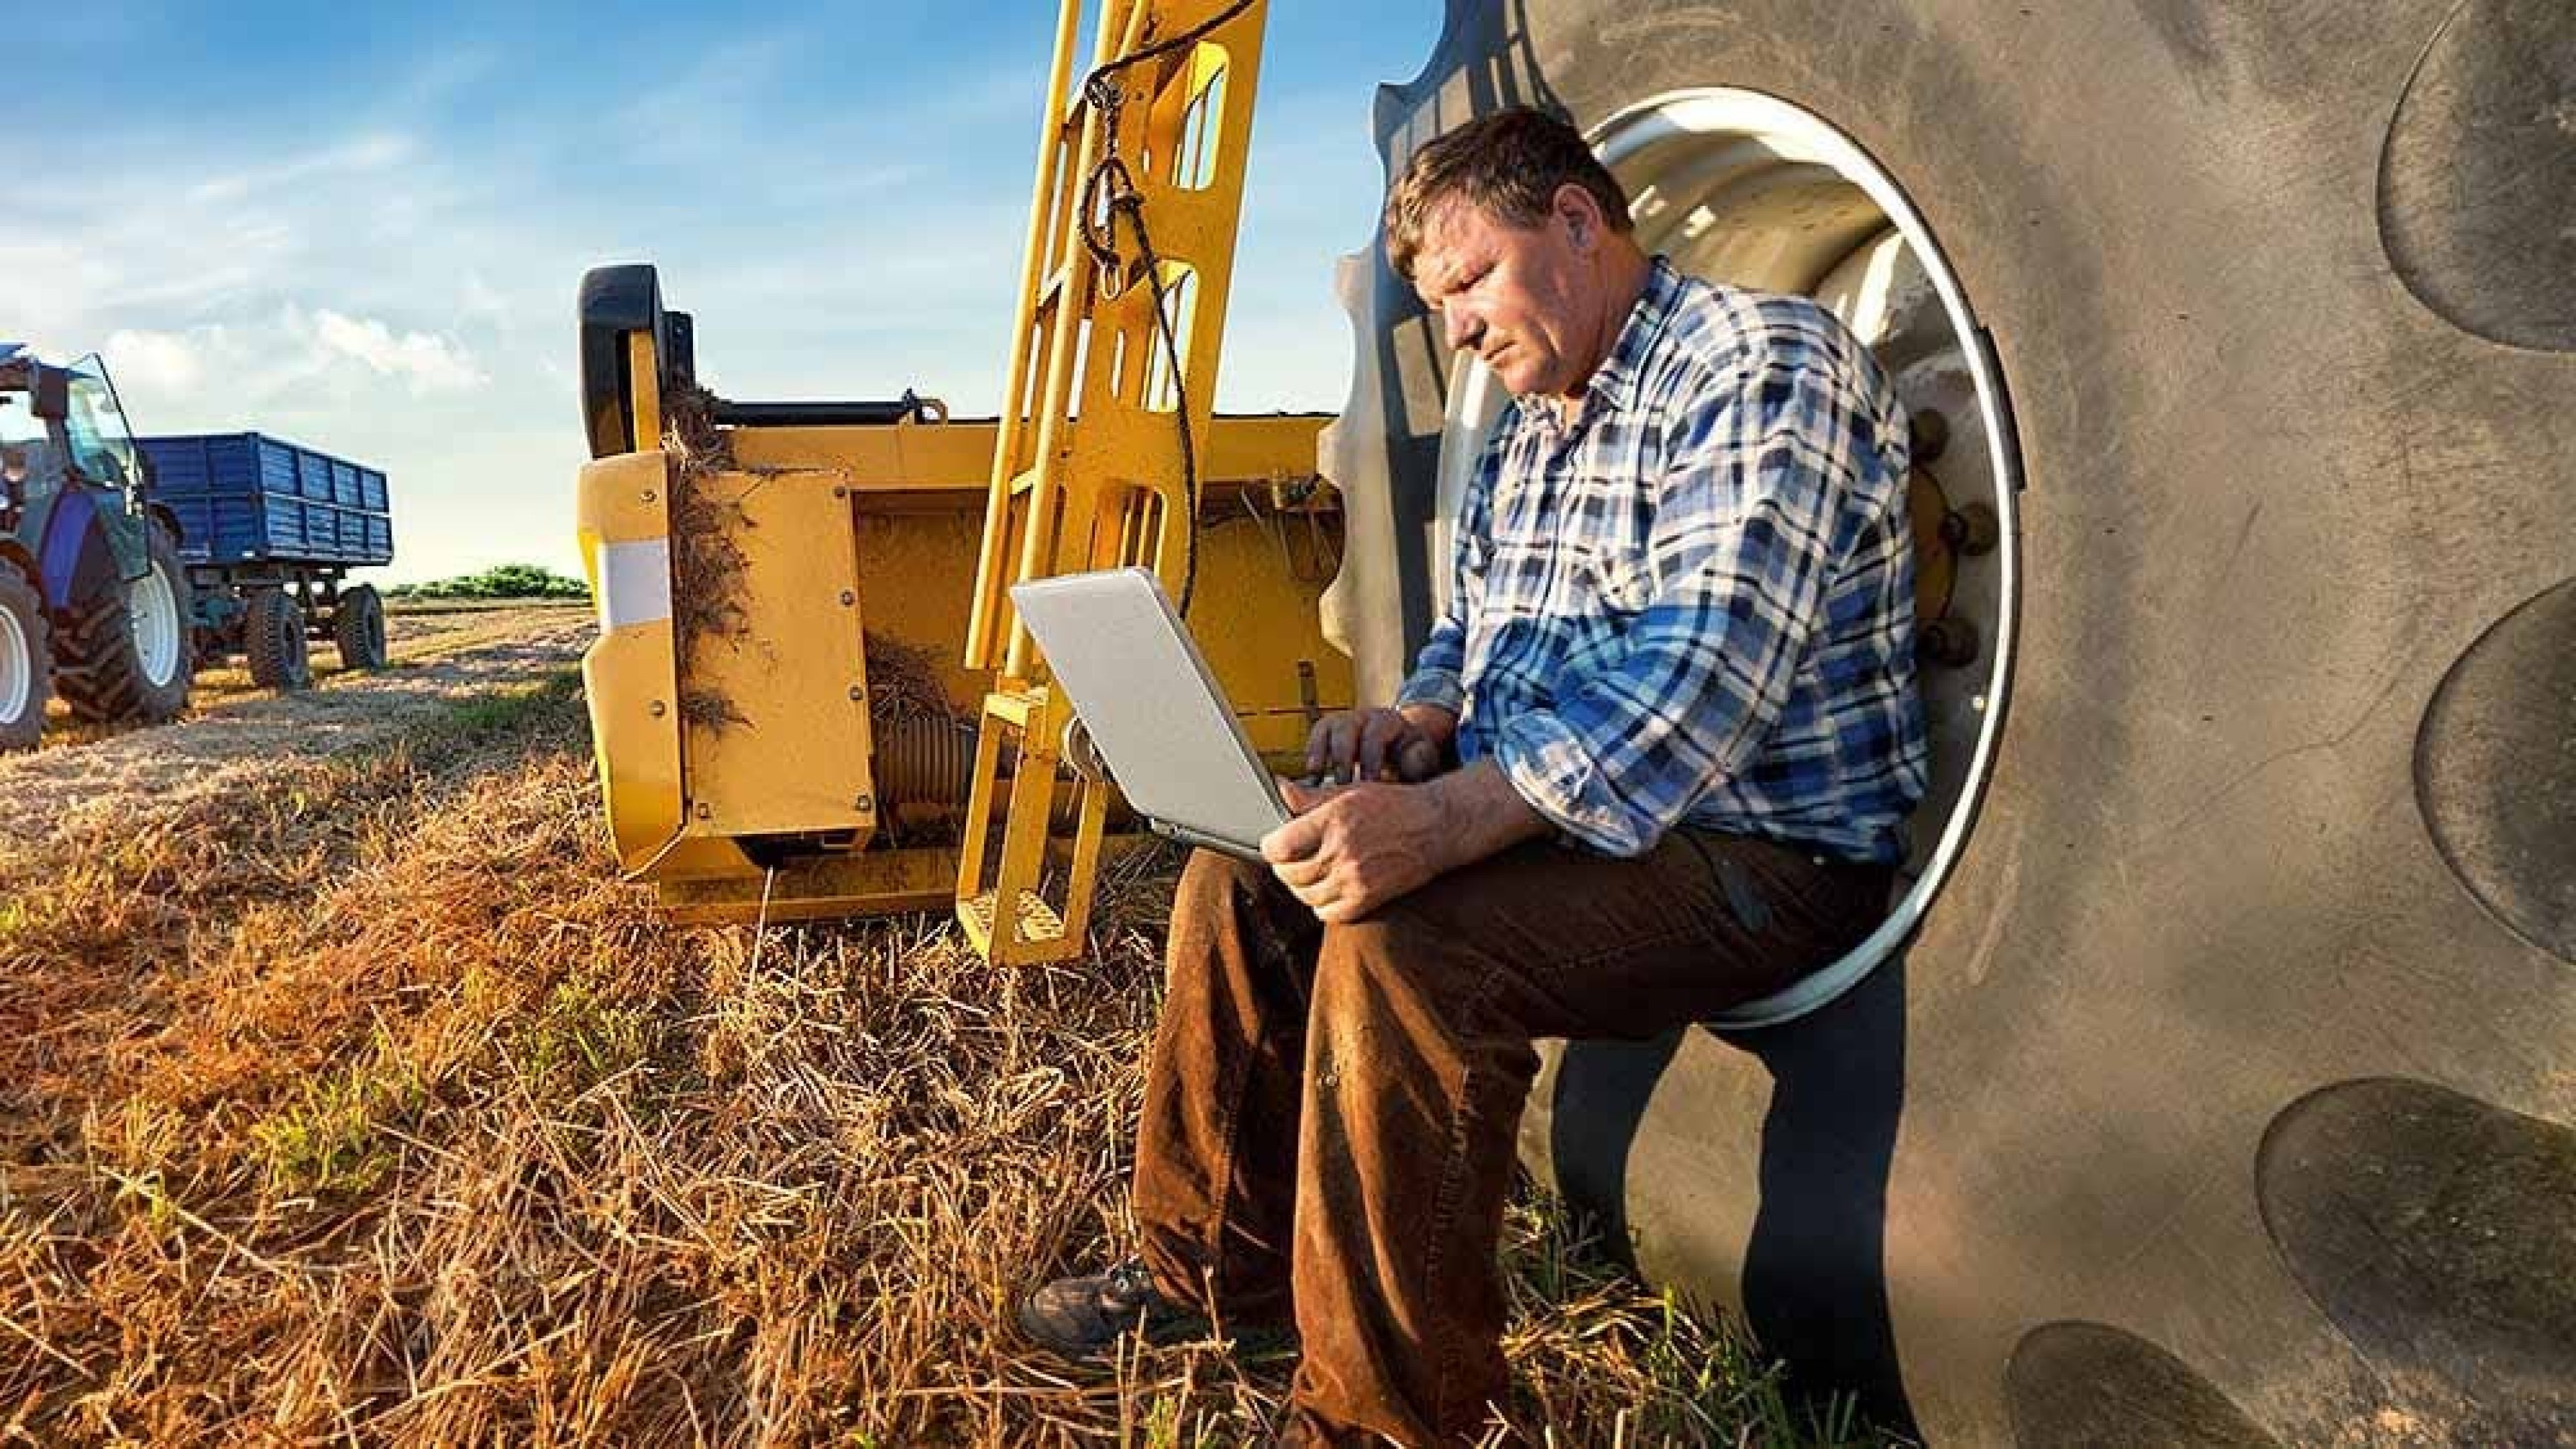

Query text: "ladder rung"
[1008, 464, 1045, 498]
[982, 686, 1044, 727]
[1034, 261, 1073, 312]
[959, 889, 1067, 951]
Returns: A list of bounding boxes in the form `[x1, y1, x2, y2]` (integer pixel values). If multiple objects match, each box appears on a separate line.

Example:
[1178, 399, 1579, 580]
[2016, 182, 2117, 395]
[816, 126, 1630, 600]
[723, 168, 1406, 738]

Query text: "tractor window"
[0, 392, 62, 502]
[0, 392, 41, 449]
[64, 357, 140, 489]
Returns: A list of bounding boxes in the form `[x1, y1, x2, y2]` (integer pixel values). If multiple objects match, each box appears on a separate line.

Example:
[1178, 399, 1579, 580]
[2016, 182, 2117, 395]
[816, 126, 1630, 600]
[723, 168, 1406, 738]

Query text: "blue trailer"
[135, 432, 396, 690]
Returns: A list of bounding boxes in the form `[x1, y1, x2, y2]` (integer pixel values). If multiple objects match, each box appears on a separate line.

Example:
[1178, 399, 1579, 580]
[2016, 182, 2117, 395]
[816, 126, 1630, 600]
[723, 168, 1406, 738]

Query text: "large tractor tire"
[1322, 3, 2575, 1445]
[332, 584, 388, 671]
[244, 588, 313, 692]
[0, 557, 50, 752]
[52, 520, 193, 726]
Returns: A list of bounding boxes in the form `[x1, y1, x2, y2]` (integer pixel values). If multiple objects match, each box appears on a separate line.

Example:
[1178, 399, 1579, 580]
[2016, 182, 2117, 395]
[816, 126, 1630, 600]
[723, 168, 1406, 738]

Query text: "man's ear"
[1556, 182, 1602, 253]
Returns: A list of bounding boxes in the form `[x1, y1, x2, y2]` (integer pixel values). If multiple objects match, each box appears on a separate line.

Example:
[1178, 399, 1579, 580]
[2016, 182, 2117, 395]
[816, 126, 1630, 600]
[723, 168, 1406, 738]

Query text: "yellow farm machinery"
[578, 0, 1348, 960]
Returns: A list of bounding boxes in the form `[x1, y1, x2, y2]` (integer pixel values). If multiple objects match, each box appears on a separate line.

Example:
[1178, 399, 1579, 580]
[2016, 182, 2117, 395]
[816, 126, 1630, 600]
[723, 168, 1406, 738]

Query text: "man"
[1022, 107, 1927, 1446]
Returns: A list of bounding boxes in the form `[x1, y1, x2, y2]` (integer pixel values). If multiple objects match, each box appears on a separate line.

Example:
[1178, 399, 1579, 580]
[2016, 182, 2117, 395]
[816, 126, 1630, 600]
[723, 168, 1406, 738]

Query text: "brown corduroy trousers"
[1131, 828, 1892, 1446]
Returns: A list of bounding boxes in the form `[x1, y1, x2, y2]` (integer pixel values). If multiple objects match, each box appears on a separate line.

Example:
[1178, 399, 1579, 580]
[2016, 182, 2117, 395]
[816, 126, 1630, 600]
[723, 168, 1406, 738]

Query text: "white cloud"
[186, 133, 415, 205]
[302, 309, 488, 394]
[101, 328, 211, 396]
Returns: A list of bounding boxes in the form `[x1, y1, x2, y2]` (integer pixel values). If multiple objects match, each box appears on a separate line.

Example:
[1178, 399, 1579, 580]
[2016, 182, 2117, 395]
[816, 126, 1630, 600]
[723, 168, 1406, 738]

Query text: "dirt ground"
[3, 602, 592, 850]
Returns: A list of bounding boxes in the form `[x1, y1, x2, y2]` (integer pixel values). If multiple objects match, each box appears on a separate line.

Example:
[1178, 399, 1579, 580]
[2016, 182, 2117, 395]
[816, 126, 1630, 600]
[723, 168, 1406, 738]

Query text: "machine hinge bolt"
[853, 794, 874, 812]
[833, 484, 849, 498]
[848, 685, 865, 701]
[695, 803, 712, 820]
[649, 700, 667, 718]
[839, 590, 856, 606]
[642, 489, 657, 503]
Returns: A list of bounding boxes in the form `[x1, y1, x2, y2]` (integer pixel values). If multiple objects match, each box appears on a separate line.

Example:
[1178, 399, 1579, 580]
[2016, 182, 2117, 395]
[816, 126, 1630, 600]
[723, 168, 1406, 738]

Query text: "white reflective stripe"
[598, 539, 674, 630]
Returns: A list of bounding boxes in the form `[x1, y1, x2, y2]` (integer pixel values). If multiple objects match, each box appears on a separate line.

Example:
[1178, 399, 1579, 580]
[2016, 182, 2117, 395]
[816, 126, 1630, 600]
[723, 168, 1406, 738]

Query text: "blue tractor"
[0, 345, 193, 750]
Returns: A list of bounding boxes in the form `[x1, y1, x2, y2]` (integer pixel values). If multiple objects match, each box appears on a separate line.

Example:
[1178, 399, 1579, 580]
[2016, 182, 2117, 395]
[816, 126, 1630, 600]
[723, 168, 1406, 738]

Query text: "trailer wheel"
[331, 584, 388, 671]
[0, 557, 50, 751]
[1338, 3, 2576, 1443]
[245, 588, 313, 692]
[53, 519, 193, 725]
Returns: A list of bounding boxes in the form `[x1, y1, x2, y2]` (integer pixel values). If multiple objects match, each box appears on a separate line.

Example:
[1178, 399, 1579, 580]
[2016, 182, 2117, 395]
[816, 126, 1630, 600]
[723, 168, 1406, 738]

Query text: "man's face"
[1410, 189, 1604, 400]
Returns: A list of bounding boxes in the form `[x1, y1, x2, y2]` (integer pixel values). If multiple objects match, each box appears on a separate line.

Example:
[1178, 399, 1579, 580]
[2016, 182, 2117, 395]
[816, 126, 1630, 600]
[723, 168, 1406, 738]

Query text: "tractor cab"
[0, 343, 193, 747]
[0, 344, 72, 515]
[0, 345, 146, 498]
[0, 345, 155, 588]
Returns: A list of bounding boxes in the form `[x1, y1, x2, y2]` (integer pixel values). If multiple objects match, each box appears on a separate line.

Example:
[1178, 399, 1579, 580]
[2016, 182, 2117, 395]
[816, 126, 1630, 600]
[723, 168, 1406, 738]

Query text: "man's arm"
[1485, 347, 1861, 857]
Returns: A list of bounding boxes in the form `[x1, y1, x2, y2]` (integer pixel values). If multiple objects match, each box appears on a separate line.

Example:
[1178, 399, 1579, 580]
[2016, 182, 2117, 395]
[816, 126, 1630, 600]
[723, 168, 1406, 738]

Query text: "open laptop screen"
[1008, 568, 1289, 859]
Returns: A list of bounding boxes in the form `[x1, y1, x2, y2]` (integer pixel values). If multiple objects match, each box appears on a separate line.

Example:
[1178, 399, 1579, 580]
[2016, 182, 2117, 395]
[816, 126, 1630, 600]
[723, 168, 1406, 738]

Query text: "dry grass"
[0, 647, 1893, 1446]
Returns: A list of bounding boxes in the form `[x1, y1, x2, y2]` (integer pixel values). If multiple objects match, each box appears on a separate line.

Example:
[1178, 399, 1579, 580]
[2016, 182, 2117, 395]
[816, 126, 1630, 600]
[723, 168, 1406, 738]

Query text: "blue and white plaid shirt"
[1396, 258, 1928, 863]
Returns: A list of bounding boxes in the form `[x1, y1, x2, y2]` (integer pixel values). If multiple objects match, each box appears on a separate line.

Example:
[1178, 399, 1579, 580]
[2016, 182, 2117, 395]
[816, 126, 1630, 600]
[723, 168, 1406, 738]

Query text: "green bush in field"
[388, 564, 589, 600]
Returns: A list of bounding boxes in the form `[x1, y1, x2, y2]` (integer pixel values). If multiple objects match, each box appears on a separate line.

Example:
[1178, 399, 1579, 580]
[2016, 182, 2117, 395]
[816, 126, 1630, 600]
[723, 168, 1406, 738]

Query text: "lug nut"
[1919, 616, 1980, 668]
[1909, 409, 1951, 464]
[1941, 502, 2001, 557]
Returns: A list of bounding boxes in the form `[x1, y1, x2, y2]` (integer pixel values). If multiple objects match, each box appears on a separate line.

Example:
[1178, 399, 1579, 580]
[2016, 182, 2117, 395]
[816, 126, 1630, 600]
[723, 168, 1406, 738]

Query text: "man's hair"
[1383, 107, 1635, 282]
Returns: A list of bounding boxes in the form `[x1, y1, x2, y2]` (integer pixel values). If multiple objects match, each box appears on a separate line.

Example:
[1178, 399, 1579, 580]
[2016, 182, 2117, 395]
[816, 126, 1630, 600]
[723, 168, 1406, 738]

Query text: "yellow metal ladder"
[957, 0, 1271, 964]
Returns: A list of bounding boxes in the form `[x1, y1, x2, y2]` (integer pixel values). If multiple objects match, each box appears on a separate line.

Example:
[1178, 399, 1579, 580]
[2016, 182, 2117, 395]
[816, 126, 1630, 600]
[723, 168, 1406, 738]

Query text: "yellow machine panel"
[576, 450, 685, 871]
[676, 467, 877, 843]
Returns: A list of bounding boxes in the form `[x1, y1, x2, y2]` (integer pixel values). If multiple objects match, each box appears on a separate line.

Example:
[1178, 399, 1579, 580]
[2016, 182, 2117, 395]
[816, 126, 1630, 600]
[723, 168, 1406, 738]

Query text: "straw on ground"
[0, 610, 1892, 1446]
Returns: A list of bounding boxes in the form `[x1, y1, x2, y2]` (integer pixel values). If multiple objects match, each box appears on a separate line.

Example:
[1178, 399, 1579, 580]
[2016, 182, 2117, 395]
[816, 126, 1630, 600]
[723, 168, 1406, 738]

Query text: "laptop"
[1008, 568, 1290, 861]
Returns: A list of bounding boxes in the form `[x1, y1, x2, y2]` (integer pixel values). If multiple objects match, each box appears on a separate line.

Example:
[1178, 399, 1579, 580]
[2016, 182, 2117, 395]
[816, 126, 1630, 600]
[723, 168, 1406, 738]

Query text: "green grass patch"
[250, 1050, 432, 1197]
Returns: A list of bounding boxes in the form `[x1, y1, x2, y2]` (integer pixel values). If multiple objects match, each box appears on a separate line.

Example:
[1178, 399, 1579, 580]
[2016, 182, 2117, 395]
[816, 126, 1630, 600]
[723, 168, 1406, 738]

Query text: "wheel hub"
[1432, 87, 2023, 1024]
[0, 602, 30, 722]
[129, 566, 182, 689]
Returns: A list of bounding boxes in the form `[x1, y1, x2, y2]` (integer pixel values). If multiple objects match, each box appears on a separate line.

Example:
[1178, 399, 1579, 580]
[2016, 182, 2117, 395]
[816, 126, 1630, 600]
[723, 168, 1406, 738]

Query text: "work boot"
[1016, 1258, 1206, 1362]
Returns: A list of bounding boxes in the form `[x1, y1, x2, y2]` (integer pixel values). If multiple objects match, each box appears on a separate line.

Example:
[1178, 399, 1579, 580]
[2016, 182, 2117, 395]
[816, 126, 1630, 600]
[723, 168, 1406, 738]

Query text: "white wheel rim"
[130, 566, 182, 688]
[1436, 89, 2023, 1028]
[0, 604, 30, 723]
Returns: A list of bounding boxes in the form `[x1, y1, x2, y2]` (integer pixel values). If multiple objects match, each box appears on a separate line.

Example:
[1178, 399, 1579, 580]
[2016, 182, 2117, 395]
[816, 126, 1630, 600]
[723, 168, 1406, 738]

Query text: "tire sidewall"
[0, 562, 49, 750]
[335, 584, 388, 670]
[133, 523, 195, 712]
[248, 589, 313, 692]
[1382, 5, 2576, 1444]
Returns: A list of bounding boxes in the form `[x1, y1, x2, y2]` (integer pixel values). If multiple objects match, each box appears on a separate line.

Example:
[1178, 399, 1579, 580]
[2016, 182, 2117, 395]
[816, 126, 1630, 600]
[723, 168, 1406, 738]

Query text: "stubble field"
[0, 601, 1882, 1447]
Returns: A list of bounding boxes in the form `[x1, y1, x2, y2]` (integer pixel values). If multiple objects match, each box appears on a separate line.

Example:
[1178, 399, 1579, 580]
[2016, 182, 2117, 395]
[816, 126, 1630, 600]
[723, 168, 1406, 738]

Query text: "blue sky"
[11, 1, 1440, 583]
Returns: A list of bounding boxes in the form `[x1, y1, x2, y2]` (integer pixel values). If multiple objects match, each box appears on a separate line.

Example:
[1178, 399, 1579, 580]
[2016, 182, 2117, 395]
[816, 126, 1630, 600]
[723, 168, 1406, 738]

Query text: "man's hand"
[1261, 761, 1553, 924]
[1263, 780, 1455, 924]
[1305, 704, 1457, 785]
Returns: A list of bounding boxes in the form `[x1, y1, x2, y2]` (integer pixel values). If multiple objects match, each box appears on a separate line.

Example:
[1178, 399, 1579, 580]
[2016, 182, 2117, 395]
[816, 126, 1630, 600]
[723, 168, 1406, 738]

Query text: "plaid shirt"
[1396, 258, 1928, 863]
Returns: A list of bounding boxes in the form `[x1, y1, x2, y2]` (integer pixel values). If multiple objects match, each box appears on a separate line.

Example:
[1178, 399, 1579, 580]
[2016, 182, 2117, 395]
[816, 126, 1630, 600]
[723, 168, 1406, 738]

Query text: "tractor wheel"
[1331, 4, 2576, 1444]
[332, 584, 388, 671]
[0, 557, 50, 752]
[52, 519, 193, 725]
[244, 588, 313, 692]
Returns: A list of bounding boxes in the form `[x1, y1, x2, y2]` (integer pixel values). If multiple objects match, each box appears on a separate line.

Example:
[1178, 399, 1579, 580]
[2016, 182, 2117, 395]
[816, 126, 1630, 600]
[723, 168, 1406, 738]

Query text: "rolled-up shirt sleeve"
[1393, 619, 1466, 715]
[1489, 356, 1849, 856]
